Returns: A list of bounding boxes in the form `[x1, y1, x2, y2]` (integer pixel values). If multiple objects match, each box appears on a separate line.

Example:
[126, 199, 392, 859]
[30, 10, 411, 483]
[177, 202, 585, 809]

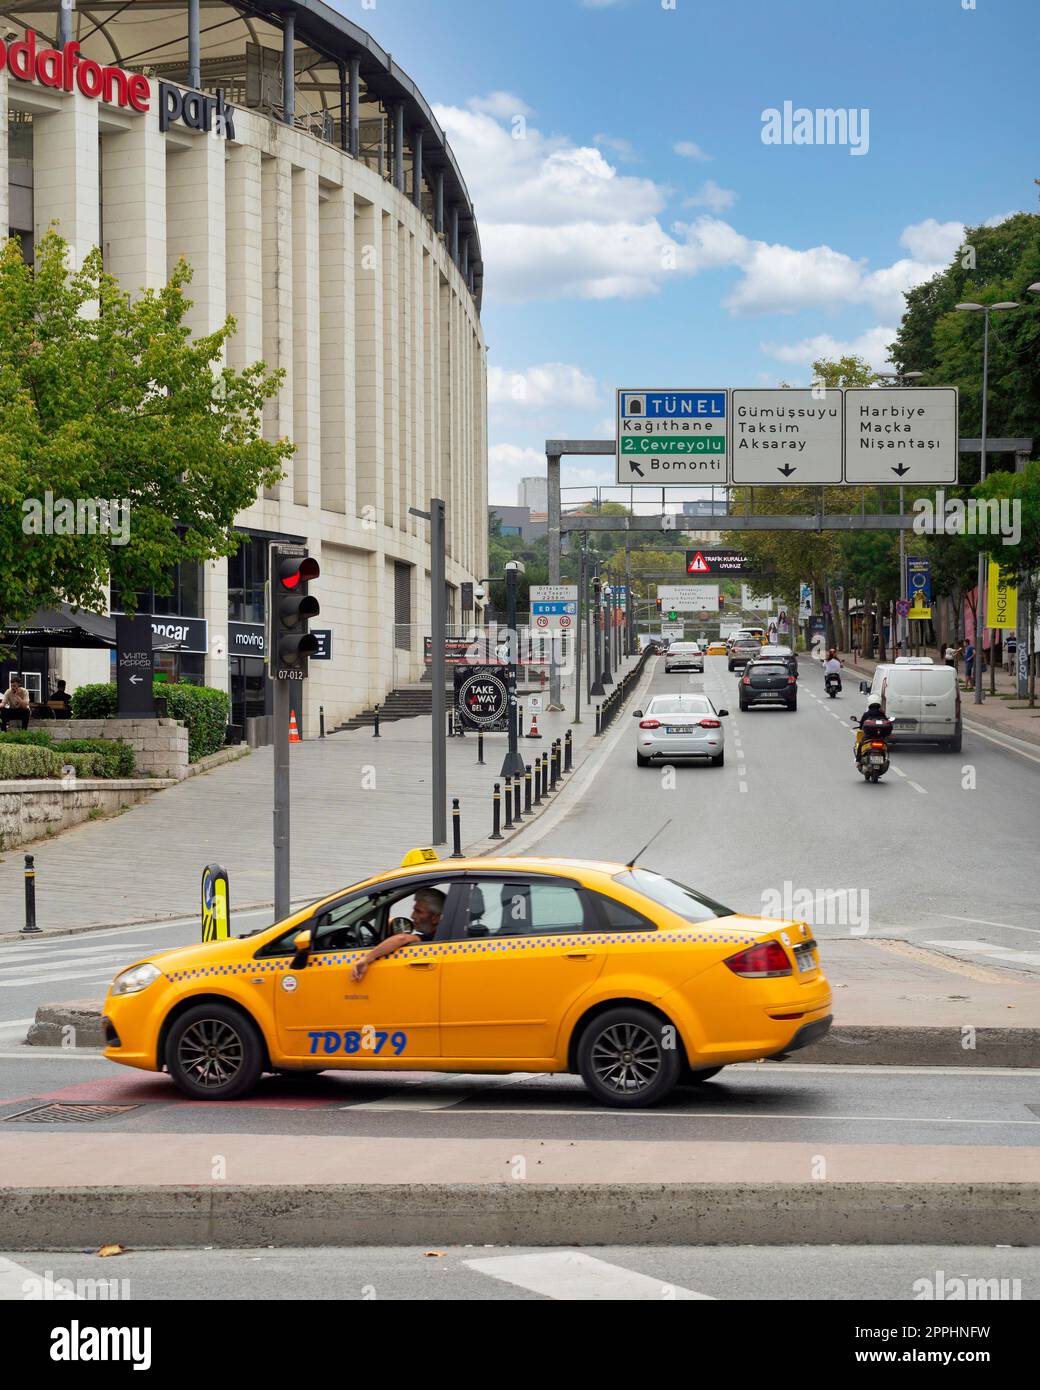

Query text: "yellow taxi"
[706, 641, 728, 656]
[102, 853, 832, 1108]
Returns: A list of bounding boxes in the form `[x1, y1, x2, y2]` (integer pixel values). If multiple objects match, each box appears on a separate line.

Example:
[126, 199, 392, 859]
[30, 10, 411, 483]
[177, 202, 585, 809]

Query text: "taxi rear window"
[612, 869, 732, 923]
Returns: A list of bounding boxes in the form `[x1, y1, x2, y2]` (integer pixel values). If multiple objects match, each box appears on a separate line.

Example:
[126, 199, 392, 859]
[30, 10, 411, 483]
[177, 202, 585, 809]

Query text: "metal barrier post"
[513, 775, 523, 823]
[373, 705, 381, 738]
[503, 776, 514, 829]
[477, 730, 485, 765]
[22, 854, 39, 934]
[491, 783, 503, 840]
[451, 799, 462, 858]
[319, 705, 325, 739]
[595, 705, 602, 736]
[525, 764, 533, 814]
[564, 729, 573, 772]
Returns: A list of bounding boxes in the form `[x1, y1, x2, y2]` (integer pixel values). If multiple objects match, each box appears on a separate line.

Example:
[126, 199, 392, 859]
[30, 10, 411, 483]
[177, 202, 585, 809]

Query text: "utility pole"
[574, 543, 585, 724]
[501, 560, 527, 778]
[590, 562, 605, 697]
[411, 501, 447, 842]
[546, 453, 564, 710]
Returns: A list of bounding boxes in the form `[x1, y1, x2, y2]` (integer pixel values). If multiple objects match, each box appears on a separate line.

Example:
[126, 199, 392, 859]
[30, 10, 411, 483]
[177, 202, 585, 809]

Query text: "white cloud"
[674, 140, 711, 161]
[488, 444, 548, 505]
[761, 325, 900, 374]
[467, 91, 533, 119]
[488, 362, 601, 411]
[898, 218, 964, 264]
[682, 180, 738, 213]
[593, 132, 639, 162]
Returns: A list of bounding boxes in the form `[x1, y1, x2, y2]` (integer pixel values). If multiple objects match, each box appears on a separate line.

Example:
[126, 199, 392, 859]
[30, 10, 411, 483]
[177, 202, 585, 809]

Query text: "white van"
[862, 662, 962, 751]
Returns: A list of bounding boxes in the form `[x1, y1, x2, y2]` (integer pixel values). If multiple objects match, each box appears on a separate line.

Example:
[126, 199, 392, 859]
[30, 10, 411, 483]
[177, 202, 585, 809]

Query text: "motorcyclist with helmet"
[853, 695, 893, 763]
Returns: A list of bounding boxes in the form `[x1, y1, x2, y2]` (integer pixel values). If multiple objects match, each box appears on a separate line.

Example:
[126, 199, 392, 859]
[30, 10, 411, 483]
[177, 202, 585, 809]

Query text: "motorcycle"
[851, 716, 892, 783]
[824, 671, 842, 698]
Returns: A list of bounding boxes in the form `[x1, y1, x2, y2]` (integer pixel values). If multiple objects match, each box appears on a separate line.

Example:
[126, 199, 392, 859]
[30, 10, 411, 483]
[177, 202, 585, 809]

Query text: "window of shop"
[227, 536, 268, 624]
[394, 562, 412, 651]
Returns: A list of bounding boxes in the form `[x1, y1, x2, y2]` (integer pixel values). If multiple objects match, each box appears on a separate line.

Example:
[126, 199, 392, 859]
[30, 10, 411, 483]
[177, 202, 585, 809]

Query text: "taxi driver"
[350, 888, 445, 981]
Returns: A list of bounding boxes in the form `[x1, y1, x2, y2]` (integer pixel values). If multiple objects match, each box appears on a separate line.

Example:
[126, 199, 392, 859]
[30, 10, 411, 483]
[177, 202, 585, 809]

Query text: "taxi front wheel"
[165, 1003, 264, 1100]
[577, 1007, 682, 1108]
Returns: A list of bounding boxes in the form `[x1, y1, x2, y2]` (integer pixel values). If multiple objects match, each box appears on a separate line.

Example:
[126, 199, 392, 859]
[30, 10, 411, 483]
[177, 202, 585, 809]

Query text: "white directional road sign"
[530, 584, 578, 631]
[843, 387, 959, 484]
[730, 388, 843, 484]
[659, 584, 719, 612]
[616, 389, 728, 485]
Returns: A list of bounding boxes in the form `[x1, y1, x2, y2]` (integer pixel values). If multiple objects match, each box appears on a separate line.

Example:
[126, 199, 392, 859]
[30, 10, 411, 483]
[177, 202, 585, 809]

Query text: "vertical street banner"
[986, 561, 1018, 630]
[906, 555, 932, 620]
[799, 583, 813, 620]
[115, 614, 155, 717]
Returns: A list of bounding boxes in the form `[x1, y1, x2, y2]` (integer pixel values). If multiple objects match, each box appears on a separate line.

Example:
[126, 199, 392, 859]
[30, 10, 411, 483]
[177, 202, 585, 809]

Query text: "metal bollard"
[533, 757, 542, 804]
[477, 730, 485, 765]
[595, 704, 602, 736]
[319, 705, 326, 739]
[22, 854, 39, 934]
[525, 764, 533, 814]
[541, 751, 550, 795]
[518, 704, 525, 739]
[503, 776, 514, 829]
[564, 729, 573, 773]
[451, 799, 463, 858]
[513, 775, 522, 823]
[373, 705, 381, 738]
[447, 708, 455, 738]
[551, 741, 559, 789]
[490, 783, 503, 840]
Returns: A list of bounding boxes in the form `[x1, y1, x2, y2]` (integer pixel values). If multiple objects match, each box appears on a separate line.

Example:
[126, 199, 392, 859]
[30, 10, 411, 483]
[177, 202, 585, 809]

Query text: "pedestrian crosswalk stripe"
[927, 939, 1040, 970]
[463, 1251, 713, 1300]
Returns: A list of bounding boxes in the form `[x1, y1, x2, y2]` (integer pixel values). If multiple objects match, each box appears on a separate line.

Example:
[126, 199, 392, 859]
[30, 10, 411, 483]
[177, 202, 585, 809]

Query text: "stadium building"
[1, 0, 487, 733]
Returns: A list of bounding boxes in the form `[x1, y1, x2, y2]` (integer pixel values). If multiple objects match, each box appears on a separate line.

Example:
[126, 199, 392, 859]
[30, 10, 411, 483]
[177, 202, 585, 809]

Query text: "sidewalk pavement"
[0, 656, 645, 938]
[836, 647, 1040, 749]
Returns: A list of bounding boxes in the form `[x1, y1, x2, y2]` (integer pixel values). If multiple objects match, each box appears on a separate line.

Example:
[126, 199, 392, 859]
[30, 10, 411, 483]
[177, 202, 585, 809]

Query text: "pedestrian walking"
[944, 643, 956, 669]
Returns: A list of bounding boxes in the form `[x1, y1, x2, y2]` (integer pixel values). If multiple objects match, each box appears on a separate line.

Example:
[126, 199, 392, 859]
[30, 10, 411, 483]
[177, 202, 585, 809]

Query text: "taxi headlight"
[111, 963, 163, 996]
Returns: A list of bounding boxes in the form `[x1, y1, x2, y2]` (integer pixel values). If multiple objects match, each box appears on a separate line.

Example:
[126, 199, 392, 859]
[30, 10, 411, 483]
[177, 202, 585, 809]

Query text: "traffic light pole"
[273, 674, 290, 922]
[411, 501, 448, 843]
[501, 563, 527, 778]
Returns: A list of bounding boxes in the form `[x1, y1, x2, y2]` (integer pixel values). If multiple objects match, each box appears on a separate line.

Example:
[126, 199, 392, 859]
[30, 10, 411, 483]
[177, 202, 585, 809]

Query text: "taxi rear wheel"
[165, 1004, 263, 1100]
[577, 1007, 682, 1108]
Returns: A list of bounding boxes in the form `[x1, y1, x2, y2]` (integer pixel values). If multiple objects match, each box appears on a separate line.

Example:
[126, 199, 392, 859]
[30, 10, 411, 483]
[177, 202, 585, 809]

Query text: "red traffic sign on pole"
[896, 599, 911, 618]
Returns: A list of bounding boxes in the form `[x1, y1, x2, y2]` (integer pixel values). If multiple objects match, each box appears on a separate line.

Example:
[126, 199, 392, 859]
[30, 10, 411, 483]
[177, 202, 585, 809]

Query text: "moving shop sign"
[1, 31, 235, 139]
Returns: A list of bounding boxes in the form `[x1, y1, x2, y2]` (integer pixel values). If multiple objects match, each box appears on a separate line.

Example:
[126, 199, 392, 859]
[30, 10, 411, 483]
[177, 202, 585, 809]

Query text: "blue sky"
[331, 0, 1037, 501]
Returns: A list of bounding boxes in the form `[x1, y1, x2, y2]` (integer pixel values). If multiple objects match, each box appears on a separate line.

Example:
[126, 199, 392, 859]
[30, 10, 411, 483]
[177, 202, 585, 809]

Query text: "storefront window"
[227, 536, 268, 624]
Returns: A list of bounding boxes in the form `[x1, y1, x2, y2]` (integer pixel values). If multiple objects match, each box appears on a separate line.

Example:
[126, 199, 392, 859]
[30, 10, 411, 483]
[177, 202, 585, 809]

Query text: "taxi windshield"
[613, 868, 732, 922]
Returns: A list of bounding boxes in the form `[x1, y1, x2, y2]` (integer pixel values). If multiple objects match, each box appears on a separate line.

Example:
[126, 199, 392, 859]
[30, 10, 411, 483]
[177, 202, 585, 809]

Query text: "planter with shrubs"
[71, 682, 230, 763]
[0, 731, 135, 780]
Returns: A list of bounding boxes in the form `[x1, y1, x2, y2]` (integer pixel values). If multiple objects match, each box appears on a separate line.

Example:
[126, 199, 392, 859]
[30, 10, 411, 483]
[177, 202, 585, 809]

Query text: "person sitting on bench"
[0, 677, 31, 733]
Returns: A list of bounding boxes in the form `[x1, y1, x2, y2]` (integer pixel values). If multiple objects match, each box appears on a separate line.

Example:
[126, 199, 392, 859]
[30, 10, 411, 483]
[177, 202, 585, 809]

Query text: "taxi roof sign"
[400, 848, 440, 867]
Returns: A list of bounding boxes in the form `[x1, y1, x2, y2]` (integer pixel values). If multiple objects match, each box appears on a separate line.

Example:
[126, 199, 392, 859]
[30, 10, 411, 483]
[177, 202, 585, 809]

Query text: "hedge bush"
[70, 681, 230, 762]
[0, 729, 58, 748]
[59, 751, 107, 778]
[61, 739, 135, 778]
[0, 744, 63, 779]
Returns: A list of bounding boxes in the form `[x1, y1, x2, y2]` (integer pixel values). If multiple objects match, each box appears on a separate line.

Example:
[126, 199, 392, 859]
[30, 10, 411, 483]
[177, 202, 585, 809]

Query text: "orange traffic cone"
[527, 712, 542, 739]
[289, 710, 301, 744]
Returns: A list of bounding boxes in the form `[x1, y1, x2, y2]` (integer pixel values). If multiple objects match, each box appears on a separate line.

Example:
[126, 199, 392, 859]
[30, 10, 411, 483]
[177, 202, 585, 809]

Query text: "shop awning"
[1, 605, 116, 649]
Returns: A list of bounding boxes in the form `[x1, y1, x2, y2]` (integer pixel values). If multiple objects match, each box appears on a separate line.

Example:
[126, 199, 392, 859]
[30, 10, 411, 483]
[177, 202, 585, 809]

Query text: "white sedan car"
[633, 693, 729, 767]
[664, 641, 704, 673]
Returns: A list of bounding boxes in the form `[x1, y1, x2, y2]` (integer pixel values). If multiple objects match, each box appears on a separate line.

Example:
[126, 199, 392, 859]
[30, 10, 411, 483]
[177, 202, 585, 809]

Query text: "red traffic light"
[277, 555, 320, 590]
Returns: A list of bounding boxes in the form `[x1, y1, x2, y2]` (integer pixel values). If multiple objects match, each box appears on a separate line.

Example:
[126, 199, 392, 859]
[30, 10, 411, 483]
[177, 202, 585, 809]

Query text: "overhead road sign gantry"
[616, 389, 728, 486]
[730, 388, 843, 484]
[658, 584, 719, 612]
[844, 387, 959, 484]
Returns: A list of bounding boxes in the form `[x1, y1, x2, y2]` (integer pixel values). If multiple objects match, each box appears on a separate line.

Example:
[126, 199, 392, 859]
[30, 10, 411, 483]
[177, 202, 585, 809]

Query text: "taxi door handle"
[407, 961, 437, 970]
[565, 951, 598, 960]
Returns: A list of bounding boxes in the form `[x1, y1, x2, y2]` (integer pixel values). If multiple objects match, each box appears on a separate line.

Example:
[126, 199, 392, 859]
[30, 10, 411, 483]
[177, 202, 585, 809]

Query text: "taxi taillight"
[724, 941, 792, 978]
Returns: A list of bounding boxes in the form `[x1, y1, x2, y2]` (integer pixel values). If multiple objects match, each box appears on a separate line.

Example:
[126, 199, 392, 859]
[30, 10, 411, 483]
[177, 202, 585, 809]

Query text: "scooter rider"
[823, 649, 843, 689]
[853, 696, 893, 762]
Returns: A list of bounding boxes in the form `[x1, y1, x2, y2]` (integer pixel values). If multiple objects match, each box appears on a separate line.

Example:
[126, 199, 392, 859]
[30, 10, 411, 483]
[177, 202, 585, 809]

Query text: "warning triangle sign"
[687, 551, 710, 574]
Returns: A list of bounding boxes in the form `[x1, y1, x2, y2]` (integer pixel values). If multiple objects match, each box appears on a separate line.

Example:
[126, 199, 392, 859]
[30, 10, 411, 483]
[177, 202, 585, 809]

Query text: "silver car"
[633, 693, 729, 767]
[664, 641, 704, 673]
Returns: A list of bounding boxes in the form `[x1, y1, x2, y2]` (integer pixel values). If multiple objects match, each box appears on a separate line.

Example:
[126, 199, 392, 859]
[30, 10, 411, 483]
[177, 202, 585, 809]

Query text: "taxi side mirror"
[632, 709, 643, 718]
[290, 929, 312, 970]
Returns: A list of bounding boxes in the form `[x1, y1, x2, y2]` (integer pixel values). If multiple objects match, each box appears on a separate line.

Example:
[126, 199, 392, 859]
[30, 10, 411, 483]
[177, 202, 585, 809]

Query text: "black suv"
[738, 659, 798, 711]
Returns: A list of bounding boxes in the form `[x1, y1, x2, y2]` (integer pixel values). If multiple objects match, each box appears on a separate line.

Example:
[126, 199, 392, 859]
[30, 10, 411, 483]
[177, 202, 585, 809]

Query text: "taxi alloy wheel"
[166, 1003, 263, 1100]
[578, 1007, 681, 1108]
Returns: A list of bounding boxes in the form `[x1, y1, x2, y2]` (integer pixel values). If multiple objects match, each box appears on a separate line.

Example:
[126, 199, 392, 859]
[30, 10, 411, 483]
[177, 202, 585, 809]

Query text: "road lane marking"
[0, 970, 118, 990]
[939, 915, 1040, 937]
[962, 720, 1040, 766]
[891, 766, 907, 778]
[463, 1251, 713, 1301]
[927, 939, 1040, 969]
[908, 781, 928, 794]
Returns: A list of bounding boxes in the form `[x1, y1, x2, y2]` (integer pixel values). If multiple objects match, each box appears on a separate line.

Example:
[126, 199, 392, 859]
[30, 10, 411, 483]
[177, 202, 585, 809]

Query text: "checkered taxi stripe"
[163, 931, 755, 983]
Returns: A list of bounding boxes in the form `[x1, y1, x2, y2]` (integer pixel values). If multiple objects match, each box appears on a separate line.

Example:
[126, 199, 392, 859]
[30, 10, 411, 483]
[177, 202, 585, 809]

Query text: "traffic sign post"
[731, 388, 843, 485]
[115, 615, 154, 718]
[844, 387, 959, 484]
[616, 389, 728, 485]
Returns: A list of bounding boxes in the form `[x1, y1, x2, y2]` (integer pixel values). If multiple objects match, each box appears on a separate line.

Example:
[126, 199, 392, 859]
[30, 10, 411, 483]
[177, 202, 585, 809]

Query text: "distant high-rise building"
[518, 477, 548, 512]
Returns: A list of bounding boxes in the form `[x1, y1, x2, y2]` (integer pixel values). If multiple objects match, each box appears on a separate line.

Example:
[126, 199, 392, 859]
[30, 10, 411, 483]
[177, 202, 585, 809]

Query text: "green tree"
[0, 231, 290, 626]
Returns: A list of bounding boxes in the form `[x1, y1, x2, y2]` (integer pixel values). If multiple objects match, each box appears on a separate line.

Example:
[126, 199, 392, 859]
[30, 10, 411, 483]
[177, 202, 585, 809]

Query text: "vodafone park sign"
[1, 31, 236, 138]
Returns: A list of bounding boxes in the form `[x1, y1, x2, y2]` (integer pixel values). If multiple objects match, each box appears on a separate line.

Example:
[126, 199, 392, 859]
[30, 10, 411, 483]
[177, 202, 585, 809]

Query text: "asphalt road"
[516, 654, 1040, 974]
[1, 1053, 1037, 1146]
[2, 1244, 1035, 1300]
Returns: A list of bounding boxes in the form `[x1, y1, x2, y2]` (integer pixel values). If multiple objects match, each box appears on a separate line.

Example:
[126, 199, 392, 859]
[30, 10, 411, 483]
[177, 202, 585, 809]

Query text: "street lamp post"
[955, 301, 1020, 703]
[590, 562, 605, 697]
[500, 560, 527, 778]
[877, 371, 923, 657]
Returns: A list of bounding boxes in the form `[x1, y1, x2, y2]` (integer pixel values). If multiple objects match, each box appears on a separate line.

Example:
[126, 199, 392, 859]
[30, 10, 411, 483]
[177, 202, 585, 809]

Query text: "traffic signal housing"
[655, 598, 662, 613]
[718, 594, 725, 610]
[270, 545, 320, 676]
